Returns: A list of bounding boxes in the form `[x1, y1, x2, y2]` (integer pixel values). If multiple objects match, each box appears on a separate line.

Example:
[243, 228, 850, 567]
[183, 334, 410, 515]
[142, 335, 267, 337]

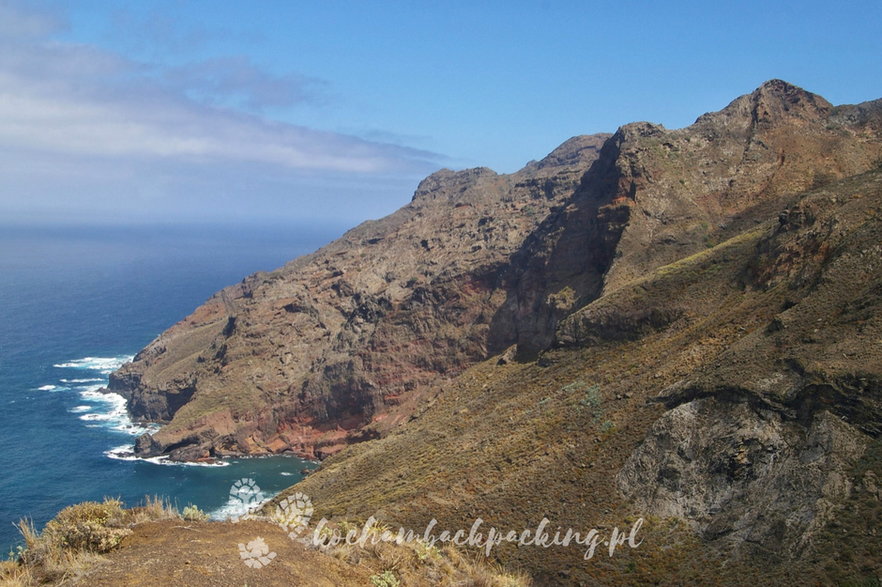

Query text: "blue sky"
[2, 0, 881, 226]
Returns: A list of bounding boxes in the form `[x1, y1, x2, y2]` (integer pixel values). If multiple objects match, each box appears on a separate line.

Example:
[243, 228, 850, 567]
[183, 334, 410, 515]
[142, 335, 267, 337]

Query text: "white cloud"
[0, 41, 436, 174]
[0, 81, 420, 172]
[161, 56, 326, 111]
[0, 2, 443, 225]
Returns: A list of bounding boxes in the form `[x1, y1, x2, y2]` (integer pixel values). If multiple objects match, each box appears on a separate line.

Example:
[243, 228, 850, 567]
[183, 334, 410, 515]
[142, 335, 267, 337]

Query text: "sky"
[1, 0, 881, 227]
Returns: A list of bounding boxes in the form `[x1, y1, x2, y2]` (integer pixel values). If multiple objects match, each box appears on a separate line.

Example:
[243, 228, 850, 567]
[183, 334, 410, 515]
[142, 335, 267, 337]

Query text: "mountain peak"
[757, 78, 805, 94]
[410, 166, 498, 203]
[754, 78, 831, 108]
[526, 133, 612, 171]
[697, 79, 833, 127]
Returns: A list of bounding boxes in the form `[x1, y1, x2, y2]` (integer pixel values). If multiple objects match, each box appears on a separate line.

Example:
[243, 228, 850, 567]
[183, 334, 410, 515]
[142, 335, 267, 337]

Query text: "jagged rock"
[134, 432, 162, 457]
[617, 398, 865, 558]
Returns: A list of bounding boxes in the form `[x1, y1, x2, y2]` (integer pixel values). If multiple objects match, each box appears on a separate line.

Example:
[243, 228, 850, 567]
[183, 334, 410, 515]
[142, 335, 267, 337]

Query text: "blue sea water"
[0, 223, 342, 553]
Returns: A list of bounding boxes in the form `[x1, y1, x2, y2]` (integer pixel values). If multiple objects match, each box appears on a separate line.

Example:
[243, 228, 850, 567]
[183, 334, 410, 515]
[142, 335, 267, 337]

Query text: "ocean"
[0, 223, 343, 554]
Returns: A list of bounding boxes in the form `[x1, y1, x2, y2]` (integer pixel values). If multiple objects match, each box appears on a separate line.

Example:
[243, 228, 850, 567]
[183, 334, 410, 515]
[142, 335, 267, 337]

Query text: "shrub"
[40, 499, 131, 555]
[414, 540, 441, 562]
[14, 496, 182, 583]
[181, 505, 209, 522]
[370, 570, 401, 587]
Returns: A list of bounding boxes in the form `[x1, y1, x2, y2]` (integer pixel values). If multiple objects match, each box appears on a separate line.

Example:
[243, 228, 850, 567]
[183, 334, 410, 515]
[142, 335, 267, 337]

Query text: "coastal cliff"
[110, 134, 611, 460]
[19, 79, 882, 584]
[112, 81, 881, 468]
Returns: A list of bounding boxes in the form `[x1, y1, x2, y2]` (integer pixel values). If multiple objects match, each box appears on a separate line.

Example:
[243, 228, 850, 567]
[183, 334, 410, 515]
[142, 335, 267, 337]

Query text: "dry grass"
[4, 496, 181, 586]
[3, 498, 529, 586]
[129, 495, 180, 524]
[312, 520, 531, 586]
[0, 559, 33, 587]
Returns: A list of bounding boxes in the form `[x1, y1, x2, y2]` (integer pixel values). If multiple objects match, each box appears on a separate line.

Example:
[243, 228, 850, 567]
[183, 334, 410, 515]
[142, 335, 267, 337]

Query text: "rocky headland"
[99, 80, 882, 583]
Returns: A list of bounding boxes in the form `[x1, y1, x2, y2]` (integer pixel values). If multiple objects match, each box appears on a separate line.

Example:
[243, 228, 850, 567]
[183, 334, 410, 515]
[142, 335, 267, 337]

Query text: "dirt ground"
[72, 519, 372, 587]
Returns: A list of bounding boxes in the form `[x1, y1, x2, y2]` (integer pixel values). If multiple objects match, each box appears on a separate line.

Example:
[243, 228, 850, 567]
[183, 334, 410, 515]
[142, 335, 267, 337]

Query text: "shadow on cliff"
[487, 130, 630, 360]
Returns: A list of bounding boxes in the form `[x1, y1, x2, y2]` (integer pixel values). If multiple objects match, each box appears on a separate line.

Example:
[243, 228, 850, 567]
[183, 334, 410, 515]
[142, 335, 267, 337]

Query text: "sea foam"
[53, 355, 133, 375]
[105, 445, 230, 467]
[53, 355, 153, 437]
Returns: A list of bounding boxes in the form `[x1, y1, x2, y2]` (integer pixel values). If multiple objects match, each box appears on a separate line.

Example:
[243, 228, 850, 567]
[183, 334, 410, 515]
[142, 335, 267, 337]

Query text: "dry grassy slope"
[5, 515, 531, 587]
[271, 168, 882, 585]
[111, 135, 610, 460]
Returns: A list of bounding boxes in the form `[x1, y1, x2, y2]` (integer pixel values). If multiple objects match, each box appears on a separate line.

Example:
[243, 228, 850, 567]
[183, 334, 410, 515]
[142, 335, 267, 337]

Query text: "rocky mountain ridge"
[97, 79, 882, 583]
[270, 111, 882, 584]
[111, 133, 611, 460]
[112, 81, 881, 469]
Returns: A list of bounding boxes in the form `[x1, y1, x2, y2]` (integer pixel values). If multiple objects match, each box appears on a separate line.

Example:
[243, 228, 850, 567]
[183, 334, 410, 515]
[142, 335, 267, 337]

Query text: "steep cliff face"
[261, 82, 882, 584]
[111, 134, 610, 460]
[492, 79, 882, 356]
[113, 80, 881, 487]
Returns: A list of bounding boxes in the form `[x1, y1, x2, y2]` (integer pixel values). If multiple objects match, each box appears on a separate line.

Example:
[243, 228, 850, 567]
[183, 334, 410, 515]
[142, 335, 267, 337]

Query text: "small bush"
[14, 496, 182, 583]
[41, 499, 131, 554]
[414, 540, 441, 562]
[578, 385, 601, 409]
[181, 505, 209, 522]
[370, 569, 401, 587]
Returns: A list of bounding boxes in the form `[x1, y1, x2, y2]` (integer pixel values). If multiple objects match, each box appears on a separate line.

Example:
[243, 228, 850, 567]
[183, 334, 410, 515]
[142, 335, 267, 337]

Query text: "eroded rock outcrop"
[496, 80, 882, 355]
[618, 399, 865, 558]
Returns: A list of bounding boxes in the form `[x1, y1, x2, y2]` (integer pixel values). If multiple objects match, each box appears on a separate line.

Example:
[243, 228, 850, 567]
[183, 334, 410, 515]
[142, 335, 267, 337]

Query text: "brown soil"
[70, 520, 371, 586]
